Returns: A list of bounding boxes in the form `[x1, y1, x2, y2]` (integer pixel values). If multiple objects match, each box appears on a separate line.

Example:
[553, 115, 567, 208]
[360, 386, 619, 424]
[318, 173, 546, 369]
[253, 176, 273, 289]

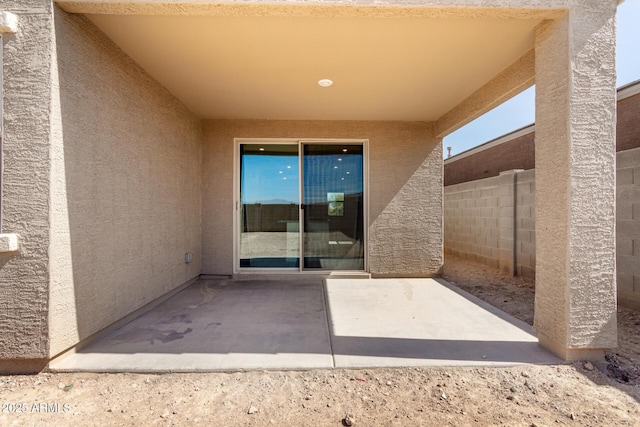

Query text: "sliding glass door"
[239, 144, 300, 268]
[237, 141, 365, 271]
[302, 144, 364, 270]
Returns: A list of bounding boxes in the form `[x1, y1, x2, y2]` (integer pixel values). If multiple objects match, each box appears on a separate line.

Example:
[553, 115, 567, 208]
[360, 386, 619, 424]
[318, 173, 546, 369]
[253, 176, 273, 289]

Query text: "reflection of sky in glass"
[241, 147, 363, 205]
[241, 154, 299, 204]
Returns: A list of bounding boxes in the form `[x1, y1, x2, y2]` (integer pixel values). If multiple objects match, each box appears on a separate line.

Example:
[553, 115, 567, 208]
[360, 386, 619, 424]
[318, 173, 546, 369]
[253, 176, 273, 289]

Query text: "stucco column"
[0, 1, 53, 373]
[533, 2, 618, 360]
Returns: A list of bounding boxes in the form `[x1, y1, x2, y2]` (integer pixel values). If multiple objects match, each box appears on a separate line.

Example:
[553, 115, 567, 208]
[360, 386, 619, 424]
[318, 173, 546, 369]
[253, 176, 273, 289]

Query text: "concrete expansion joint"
[0, 12, 18, 34]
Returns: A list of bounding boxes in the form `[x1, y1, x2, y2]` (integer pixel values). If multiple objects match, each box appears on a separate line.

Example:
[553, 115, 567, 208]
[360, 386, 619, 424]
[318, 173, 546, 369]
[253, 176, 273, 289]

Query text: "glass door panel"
[302, 144, 364, 270]
[239, 144, 299, 268]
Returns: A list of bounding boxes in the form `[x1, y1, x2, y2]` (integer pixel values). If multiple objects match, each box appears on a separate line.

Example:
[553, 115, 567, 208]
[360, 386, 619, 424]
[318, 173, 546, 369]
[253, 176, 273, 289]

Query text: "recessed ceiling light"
[342, 148, 348, 152]
[318, 79, 333, 87]
[259, 147, 265, 151]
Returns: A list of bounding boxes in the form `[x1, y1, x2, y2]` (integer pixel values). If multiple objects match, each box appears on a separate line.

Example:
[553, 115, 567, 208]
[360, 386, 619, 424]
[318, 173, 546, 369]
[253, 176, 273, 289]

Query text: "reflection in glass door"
[302, 144, 364, 270]
[238, 141, 365, 271]
[239, 144, 300, 268]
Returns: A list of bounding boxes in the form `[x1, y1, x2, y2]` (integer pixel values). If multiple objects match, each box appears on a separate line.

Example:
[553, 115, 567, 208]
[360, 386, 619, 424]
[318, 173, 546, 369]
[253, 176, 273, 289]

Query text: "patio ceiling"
[86, 13, 540, 121]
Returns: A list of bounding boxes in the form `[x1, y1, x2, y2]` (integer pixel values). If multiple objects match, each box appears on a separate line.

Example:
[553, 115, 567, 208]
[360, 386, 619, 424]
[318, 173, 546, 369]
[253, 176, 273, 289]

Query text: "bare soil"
[1, 255, 639, 426]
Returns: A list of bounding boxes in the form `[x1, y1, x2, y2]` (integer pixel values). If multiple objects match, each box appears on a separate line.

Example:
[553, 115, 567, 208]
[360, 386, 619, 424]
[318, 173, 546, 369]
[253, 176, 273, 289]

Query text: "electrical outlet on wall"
[185, 252, 192, 264]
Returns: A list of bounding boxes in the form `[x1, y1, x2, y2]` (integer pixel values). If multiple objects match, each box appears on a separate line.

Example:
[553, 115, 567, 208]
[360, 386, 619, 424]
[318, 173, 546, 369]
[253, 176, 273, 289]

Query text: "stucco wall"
[47, 9, 202, 356]
[202, 120, 442, 277]
[0, 1, 54, 369]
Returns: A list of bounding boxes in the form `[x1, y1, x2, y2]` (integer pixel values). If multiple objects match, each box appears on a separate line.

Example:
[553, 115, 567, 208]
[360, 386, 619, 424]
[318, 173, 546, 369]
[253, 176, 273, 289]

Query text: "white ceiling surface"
[87, 14, 539, 121]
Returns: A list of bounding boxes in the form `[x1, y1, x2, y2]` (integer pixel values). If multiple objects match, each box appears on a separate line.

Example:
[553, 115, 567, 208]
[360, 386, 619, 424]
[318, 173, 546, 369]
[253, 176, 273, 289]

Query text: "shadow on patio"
[49, 278, 559, 372]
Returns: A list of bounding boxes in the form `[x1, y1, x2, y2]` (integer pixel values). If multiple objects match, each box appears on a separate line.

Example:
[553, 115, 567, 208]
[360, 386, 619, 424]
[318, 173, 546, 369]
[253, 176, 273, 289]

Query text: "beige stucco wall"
[47, 9, 202, 357]
[202, 120, 443, 277]
[534, 2, 618, 357]
[0, 0, 54, 369]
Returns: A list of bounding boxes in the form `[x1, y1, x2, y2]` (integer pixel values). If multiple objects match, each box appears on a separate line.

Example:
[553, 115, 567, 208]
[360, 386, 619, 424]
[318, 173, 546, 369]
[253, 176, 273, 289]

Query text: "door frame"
[233, 138, 369, 274]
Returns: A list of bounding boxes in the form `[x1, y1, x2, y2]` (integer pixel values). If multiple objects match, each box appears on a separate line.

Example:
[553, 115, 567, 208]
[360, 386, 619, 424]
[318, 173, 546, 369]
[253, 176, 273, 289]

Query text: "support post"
[497, 170, 523, 276]
[0, 11, 19, 251]
[533, 2, 618, 360]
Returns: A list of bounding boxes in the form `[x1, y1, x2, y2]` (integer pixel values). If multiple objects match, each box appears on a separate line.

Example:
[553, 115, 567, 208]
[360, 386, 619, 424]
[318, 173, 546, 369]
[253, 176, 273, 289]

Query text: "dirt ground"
[1, 255, 639, 426]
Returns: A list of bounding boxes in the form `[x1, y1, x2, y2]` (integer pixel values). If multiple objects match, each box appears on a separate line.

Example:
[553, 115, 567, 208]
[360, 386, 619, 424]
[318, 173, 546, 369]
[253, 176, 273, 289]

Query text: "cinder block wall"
[445, 84, 640, 309]
[617, 147, 640, 310]
[445, 151, 640, 308]
[515, 170, 536, 279]
[444, 169, 535, 277]
[443, 175, 501, 268]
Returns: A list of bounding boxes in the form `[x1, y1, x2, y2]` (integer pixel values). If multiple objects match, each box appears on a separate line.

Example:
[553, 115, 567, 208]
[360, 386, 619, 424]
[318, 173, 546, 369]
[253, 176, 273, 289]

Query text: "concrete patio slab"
[51, 278, 334, 372]
[50, 277, 559, 372]
[326, 278, 559, 368]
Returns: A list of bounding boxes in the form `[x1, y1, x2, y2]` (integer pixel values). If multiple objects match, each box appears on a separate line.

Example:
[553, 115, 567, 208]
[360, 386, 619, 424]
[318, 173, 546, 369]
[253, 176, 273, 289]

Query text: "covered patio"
[50, 277, 558, 372]
[0, 0, 621, 373]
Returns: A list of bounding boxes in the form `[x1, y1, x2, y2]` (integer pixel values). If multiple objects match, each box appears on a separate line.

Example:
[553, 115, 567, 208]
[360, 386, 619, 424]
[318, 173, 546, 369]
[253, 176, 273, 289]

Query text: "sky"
[444, 0, 640, 158]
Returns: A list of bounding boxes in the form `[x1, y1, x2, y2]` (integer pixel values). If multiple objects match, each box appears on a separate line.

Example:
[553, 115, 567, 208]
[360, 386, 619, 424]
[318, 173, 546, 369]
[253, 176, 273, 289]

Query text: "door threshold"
[232, 271, 371, 281]
[326, 272, 371, 279]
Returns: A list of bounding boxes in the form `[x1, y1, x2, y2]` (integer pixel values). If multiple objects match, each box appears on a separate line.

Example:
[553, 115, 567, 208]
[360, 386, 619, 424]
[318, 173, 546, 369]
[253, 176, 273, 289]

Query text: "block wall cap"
[0, 12, 18, 34]
[0, 233, 19, 252]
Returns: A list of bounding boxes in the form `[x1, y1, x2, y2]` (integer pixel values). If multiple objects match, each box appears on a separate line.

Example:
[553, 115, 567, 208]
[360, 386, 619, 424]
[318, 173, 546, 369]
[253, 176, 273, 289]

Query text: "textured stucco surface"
[534, 2, 618, 352]
[201, 120, 443, 277]
[0, 0, 54, 362]
[435, 49, 534, 138]
[47, 9, 201, 356]
[56, 0, 567, 20]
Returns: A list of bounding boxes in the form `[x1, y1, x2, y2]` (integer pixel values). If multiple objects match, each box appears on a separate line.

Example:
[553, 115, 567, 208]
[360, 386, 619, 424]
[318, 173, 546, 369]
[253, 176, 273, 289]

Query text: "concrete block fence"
[444, 146, 640, 309]
[444, 168, 536, 279]
[617, 147, 640, 310]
